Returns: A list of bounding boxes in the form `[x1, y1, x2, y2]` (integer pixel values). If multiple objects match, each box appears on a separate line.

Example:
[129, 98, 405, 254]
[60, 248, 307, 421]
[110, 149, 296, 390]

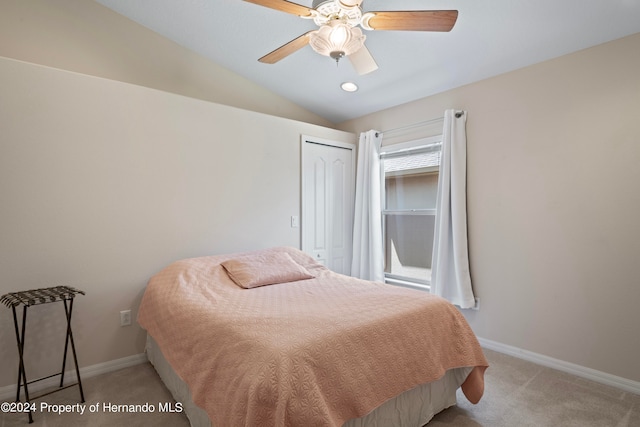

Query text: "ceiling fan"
[244, 0, 458, 75]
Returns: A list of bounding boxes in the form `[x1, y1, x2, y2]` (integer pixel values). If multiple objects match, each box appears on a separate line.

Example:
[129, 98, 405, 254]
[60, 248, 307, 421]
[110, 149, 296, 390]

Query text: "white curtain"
[351, 130, 384, 282]
[431, 110, 476, 308]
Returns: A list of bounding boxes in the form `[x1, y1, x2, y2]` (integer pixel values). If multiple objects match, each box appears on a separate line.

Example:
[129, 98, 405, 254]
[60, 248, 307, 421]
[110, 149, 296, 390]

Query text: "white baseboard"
[478, 337, 640, 395]
[0, 353, 147, 402]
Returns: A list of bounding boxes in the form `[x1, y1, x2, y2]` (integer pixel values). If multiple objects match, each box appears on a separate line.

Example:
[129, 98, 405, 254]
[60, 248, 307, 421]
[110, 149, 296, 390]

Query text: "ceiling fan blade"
[244, 0, 313, 17]
[349, 44, 378, 75]
[364, 10, 458, 32]
[258, 31, 314, 64]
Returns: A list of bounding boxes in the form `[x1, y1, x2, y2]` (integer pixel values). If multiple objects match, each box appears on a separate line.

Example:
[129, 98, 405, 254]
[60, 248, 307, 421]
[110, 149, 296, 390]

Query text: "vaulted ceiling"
[96, 0, 640, 124]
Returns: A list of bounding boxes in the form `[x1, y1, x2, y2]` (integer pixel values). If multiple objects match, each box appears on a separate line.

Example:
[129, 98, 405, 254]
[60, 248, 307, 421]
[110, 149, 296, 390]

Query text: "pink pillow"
[221, 251, 314, 289]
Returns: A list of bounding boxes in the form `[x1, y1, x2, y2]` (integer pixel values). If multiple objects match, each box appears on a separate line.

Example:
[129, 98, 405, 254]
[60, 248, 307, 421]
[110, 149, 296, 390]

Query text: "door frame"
[301, 135, 356, 273]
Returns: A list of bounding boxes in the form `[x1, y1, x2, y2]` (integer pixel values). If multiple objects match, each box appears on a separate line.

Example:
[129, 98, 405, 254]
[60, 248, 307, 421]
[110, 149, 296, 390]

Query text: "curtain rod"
[376, 111, 463, 138]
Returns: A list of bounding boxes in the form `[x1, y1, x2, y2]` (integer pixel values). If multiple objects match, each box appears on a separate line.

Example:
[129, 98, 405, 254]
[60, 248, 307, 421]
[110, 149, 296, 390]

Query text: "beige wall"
[0, 56, 354, 388]
[340, 33, 640, 382]
[0, 0, 332, 127]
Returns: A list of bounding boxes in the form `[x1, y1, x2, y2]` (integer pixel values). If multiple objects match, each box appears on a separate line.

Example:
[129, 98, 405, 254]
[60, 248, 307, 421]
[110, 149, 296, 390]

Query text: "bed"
[138, 246, 488, 427]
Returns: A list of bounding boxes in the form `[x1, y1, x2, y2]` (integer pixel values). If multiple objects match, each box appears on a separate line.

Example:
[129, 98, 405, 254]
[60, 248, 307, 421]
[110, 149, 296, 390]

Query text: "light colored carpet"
[0, 362, 189, 427]
[430, 350, 640, 427]
[1, 349, 638, 426]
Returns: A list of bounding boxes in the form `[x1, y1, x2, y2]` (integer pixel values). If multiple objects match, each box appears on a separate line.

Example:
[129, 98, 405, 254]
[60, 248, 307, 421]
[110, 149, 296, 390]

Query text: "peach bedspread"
[138, 247, 488, 427]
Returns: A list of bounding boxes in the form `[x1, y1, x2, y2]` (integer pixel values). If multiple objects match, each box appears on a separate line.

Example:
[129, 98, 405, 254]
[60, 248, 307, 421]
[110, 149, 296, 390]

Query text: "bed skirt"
[146, 334, 472, 427]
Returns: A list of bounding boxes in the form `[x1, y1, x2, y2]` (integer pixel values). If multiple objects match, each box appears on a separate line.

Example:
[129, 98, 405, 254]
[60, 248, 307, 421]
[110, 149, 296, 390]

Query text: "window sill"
[385, 276, 431, 292]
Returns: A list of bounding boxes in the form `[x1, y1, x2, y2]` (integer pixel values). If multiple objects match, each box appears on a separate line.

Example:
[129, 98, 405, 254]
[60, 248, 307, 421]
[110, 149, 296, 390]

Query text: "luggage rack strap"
[1, 286, 85, 308]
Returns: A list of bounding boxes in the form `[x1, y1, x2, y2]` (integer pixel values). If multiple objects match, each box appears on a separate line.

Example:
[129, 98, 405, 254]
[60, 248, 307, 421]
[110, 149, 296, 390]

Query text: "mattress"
[146, 334, 473, 427]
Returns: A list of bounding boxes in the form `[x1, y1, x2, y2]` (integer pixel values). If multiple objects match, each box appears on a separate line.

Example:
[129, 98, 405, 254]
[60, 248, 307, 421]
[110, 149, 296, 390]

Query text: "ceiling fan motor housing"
[311, 0, 362, 27]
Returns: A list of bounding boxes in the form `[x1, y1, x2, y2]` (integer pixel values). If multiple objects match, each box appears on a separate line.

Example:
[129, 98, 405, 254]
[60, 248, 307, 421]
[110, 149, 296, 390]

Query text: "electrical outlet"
[120, 310, 132, 326]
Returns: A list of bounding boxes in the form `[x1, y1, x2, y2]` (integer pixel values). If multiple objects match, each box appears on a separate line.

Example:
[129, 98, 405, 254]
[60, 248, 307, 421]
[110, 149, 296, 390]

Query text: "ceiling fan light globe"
[329, 24, 349, 45]
[341, 26, 365, 56]
[309, 23, 365, 58]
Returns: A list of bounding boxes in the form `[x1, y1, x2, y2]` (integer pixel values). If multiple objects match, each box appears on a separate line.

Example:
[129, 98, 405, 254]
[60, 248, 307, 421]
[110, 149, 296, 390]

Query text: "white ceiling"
[95, 0, 640, 124]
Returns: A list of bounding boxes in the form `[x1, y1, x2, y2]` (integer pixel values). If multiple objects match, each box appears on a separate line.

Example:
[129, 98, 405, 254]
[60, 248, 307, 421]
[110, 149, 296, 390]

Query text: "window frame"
[380, 135, 442, 291]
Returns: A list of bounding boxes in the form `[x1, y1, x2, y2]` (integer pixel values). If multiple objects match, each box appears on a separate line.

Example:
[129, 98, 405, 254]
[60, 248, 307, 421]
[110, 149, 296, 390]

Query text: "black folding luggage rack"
[1, 286, 85, 423]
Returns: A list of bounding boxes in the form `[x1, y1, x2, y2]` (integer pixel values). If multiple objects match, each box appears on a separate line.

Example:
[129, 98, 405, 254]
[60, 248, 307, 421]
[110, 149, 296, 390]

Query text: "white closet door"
[301, 137, 354, 275]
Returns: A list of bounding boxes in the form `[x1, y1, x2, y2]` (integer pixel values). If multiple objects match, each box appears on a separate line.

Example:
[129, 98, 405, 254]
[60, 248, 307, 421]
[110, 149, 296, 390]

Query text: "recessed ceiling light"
[341, 82, 358, 92]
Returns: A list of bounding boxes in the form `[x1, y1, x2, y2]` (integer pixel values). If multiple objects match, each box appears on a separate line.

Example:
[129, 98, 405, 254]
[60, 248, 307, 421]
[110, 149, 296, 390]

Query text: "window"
[380, 136, 441, 290]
